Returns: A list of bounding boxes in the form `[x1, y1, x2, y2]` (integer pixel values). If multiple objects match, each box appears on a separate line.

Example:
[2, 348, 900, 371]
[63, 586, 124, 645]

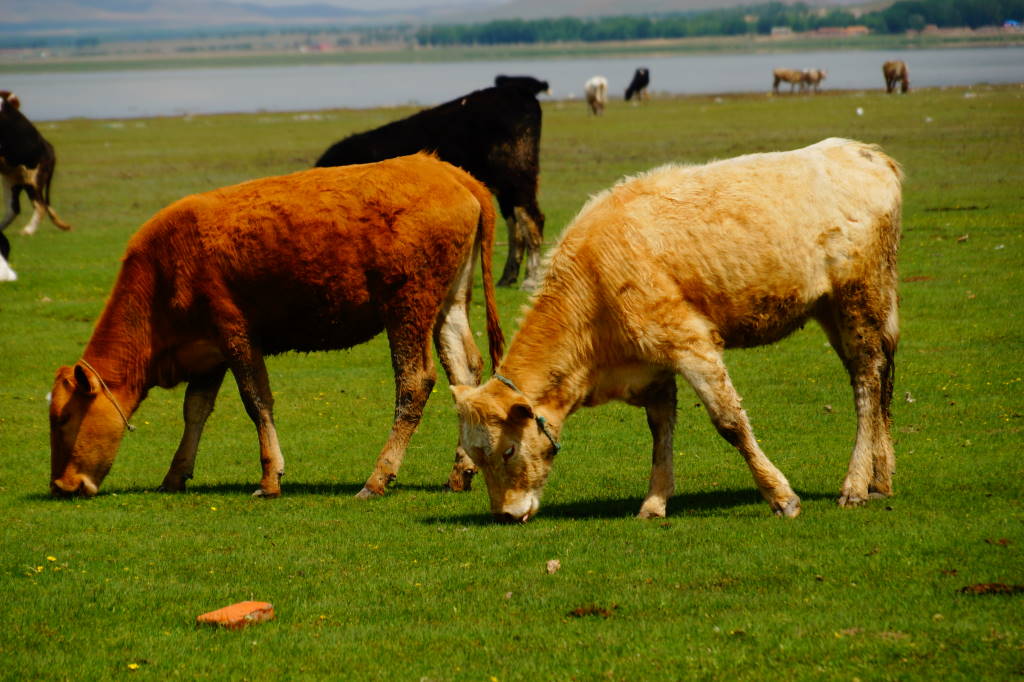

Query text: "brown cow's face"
[49, 364, 126, 497]
[452, 383, 558, 523]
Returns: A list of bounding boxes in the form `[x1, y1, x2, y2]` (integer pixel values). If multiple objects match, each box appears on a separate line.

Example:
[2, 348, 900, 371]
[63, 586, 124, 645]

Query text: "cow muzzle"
[493, 493, 539, 524]
[51, 474, 98, 498]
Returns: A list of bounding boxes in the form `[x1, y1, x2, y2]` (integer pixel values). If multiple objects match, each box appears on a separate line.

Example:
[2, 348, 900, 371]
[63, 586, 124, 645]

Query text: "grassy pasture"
[1, 85, 1022, 680]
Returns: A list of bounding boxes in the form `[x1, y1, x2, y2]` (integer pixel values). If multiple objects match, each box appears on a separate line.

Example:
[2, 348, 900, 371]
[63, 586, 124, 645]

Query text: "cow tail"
[42, 152, 72, 231]
[475, 189, 505, 370]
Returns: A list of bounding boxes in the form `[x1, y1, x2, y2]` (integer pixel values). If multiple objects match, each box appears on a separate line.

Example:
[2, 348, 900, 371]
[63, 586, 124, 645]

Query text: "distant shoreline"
[3, 30, 1022, 75]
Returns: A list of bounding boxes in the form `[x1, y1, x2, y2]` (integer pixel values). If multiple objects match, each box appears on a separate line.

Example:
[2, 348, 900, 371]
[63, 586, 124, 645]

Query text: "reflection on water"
[8, 46, 1024, 121]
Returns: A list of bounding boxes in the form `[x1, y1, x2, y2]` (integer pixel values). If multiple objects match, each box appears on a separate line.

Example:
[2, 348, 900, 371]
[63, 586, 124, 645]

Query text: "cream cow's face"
[451, 382, 559, 523]
[49, 364, 126, 497]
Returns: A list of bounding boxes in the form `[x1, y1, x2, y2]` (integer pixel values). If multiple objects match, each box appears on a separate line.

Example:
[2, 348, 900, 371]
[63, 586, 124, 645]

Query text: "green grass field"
[1, 85, 1022, 680]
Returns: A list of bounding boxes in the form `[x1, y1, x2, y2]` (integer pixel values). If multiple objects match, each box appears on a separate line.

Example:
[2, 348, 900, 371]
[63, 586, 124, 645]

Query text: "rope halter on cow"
[493, 373, 561, 455]
[79, 359, 136, 433]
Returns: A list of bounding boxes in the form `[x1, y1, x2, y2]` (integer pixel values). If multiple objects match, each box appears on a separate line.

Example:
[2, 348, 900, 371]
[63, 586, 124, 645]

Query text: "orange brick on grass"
[196, 601, 275, 630]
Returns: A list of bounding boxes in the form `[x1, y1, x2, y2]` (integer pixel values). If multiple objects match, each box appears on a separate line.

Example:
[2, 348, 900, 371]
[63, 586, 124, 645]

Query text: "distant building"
[813, 25, 870, 37]
[771, 26, 793, 37]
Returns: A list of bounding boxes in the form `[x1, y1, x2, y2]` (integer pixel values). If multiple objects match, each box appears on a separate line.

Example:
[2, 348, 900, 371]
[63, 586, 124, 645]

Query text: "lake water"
[8, 46, 1024, 121]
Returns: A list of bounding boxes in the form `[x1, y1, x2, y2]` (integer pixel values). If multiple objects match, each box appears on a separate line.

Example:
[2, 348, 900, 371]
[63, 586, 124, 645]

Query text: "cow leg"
[434, 250, 484, 492]
[515, 205, 544, 291]
[819, 288, 898, 507]
[358, 323, 437, 499]
[497, 202, 523, 287]
[636, 376, 677, 519]
[674, 337, 801, 517]
[0, 177, 15, 281]
[0, 176, 16, 232]
[0, 231, 14, 282]
[224, 342, 285, 498]
[160, 367, 227, 492]
[21, 201, 43, 236]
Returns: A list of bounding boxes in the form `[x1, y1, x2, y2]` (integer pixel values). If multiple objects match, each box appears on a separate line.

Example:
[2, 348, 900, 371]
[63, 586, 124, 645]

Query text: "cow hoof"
[637, 500, 667, 519]
[355, 486, 383, 500]
[837, 493, 867, 508]
[868, 486, 892, 500]
[774, 496, 801, 518]
[252, 489, 280, 499]
[444, 468, 476, 492]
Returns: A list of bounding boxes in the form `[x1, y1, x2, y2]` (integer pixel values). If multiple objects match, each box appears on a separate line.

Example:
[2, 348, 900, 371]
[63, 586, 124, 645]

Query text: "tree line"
[415, 0, 1024, 46]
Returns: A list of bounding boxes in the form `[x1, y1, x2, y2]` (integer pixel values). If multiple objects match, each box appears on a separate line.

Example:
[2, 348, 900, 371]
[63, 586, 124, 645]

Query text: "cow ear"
[73, 363, 101, 396]
[506, 400, 534, 426]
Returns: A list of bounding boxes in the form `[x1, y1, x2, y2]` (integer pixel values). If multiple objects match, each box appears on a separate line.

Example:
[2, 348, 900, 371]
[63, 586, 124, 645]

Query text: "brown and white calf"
[49, 153, 503, 499]
[883, 60, 910, 94]
[454, 138, 902, 522]
[802, 68, 827, 93]
[0, 91, 71, 281]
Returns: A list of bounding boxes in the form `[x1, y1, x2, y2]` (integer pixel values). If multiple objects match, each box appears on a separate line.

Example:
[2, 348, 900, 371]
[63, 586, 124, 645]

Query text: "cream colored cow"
[454, 138, 903, 523]
[772, 68, 805, 94]
[584, 76, 608, 115]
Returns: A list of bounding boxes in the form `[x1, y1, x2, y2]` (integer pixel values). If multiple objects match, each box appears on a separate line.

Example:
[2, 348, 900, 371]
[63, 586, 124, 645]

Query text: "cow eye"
[502, 445, 515, 462]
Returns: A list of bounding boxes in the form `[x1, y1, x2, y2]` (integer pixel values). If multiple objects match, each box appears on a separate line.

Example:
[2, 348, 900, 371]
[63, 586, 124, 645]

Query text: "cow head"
[452, 380, 561, 523]
[49, 363, 129, 497]
[0, 91, 21, 113]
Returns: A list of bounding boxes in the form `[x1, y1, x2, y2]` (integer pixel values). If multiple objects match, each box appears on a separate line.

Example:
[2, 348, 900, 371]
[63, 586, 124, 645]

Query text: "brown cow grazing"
[802, 68, 827, 93]
[883, 60, 910, 93]
[772, 68, 805, 94]
[0, 90, 72, 282]
[49, 153, 504, 499]
[453, 138, 902, 523]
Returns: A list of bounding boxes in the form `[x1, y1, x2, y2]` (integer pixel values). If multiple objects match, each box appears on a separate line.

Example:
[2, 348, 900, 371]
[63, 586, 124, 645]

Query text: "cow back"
[316, 87, 541, 194]
[131, 154, 485, 356]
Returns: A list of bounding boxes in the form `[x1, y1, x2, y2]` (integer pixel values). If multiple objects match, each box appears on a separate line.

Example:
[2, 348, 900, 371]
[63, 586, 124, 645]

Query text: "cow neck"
[496, 288, 596, 423]
[80, 256, 157, 413]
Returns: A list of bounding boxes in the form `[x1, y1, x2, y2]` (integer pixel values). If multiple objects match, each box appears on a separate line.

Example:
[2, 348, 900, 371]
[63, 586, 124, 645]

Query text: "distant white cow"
[584, 76, 608, 115]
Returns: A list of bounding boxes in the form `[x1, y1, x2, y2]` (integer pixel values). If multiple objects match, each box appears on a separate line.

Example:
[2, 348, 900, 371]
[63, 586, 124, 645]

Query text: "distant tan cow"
[454, 138, 903, 523]
[802, 68, 827, 93]
[883, 60, 910, 93]
[49, 153, 504, 499]
[772, 68, 805, 94]
[585, 76, 608, 115]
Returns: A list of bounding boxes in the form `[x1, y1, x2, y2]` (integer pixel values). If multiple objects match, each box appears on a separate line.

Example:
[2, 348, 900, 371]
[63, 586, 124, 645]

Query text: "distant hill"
[0, 0, 419, 35]
[0, 0, 883, 36]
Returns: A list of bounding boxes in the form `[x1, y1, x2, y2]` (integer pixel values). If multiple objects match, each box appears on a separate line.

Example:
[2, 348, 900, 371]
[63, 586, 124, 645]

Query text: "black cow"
[494, 75, 550, 97]
[316, 86, 546, 290]
[624, 68, 651, 103]
[0, 91, 71, 282]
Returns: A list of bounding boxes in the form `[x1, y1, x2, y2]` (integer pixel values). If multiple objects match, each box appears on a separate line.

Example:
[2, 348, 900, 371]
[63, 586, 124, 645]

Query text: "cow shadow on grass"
[27, 480, 448, 501]
[421, 487, 836, 525]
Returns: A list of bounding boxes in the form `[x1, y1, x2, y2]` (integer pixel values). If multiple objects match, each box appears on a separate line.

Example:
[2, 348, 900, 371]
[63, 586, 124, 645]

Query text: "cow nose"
[51, 478, 78, 497]
[51, 476, 97, 498]
[494, 512, 529, 524]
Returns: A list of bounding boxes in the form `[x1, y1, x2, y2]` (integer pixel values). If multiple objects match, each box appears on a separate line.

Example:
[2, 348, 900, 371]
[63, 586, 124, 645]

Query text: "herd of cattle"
[1, 65, 907, 522]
